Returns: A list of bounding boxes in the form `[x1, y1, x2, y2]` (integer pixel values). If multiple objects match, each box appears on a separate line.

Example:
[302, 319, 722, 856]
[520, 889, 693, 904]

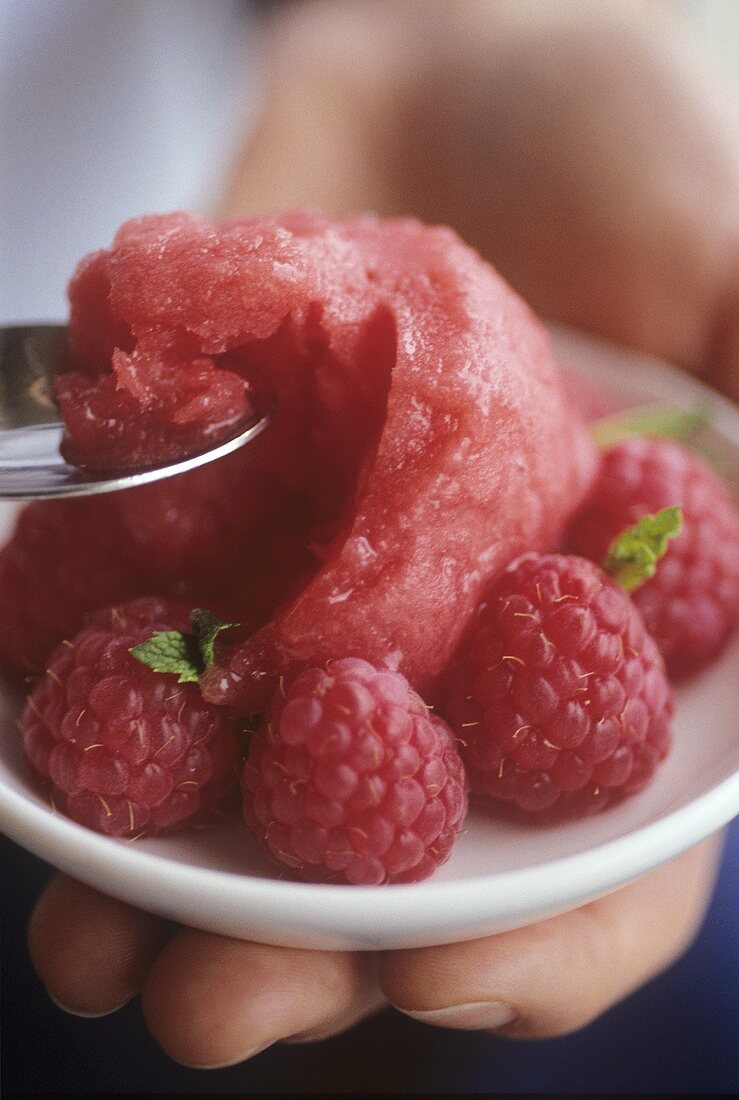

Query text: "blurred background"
[3, 0, 738, 323]
[1, 0, 738, 1094]
[676, 0, 739, 78]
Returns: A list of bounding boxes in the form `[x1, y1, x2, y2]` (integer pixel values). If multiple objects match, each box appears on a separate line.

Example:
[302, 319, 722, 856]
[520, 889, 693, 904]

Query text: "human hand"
[28, 834, 721, 1066]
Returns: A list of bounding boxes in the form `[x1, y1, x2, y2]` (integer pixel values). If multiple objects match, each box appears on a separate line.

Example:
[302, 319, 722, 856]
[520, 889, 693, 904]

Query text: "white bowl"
[1, 326, 737, 950]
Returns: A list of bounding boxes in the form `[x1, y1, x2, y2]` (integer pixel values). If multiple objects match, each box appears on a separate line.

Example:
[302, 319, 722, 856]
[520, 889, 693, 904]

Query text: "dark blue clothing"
[2, 819, 738, 1095]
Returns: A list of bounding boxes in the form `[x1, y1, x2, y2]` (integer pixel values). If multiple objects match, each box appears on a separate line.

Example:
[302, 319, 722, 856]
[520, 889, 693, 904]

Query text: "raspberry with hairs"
[567, 437, 739, 679]
[442, 553, 673, 817]
[242, 658, 467, 885]
[23, 597, 242, 837]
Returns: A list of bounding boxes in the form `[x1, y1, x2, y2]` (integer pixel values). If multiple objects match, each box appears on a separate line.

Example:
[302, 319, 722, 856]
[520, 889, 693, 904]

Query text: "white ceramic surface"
[1, 326, 737, 950]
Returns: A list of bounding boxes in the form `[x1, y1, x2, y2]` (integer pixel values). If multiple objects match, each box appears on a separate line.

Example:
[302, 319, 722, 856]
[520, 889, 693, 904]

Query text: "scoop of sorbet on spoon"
[0, 325, 269, 500]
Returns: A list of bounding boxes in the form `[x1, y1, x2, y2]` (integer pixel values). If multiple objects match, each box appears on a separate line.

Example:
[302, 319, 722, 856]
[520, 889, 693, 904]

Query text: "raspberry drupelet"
[567, 437, 739, 680]
[23, 597, 242, 837]
[442, 553, 673, 817]
[242, 658, 468, 885]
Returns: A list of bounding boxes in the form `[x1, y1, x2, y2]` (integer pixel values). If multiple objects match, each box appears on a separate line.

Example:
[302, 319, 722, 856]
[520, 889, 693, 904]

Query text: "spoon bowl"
[0, 325, 269, 500]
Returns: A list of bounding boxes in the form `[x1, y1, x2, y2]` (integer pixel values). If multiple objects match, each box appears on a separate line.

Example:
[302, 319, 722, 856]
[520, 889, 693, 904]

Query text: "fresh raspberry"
[242, 658, 467, 885]
[23, 597, 242, 837]
[442, 554, 673, 817]
[0, 498, 143, 677]
[567, 438, 739, 679]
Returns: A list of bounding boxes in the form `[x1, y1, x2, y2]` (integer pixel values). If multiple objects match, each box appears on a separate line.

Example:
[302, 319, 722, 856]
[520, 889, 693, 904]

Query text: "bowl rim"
[1, 748, 738, 911]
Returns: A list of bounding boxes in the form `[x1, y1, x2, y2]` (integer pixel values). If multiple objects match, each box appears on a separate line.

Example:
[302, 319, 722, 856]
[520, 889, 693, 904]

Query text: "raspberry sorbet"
[52, 209, 596, 714]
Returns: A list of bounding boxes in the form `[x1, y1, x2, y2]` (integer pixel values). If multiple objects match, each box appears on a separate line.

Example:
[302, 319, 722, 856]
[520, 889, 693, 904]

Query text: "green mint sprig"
[130, 609, 238, 683]
[602, 506, 682, 593]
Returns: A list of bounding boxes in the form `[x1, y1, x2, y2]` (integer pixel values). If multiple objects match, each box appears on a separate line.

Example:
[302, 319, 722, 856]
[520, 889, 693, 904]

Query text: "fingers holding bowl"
[26, 833, 723, 1066]
[27, 873, 385, 1068]
[380, 835, 723, 1039]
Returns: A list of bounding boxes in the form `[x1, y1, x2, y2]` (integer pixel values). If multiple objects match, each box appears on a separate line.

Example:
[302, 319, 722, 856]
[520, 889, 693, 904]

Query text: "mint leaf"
[190, 609, 238, 669]
[592, 405, 708, 449]
[130, 631, 202, 683]
[603, 506, 683, 592]
[129, 607, 237, 685]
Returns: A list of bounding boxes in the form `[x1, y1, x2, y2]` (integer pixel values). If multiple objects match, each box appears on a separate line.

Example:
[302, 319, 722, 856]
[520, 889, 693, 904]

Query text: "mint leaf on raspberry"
[567, 438, 739, 679]
[130, 608, 238, 683]
[129, 629, 202, 683]
[190, 609, 238, 668]
[603, 505, 682, 592]
[24, 597, 241, 838]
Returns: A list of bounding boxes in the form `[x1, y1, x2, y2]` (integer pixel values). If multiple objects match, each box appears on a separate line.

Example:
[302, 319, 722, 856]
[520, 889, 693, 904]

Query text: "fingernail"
[400, 1000, 517, 1031]
[47, 991, 129, 1019]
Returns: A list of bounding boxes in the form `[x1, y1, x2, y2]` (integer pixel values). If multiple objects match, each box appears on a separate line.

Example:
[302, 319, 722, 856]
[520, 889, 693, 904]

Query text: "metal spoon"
[0, 324, 270, 500]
